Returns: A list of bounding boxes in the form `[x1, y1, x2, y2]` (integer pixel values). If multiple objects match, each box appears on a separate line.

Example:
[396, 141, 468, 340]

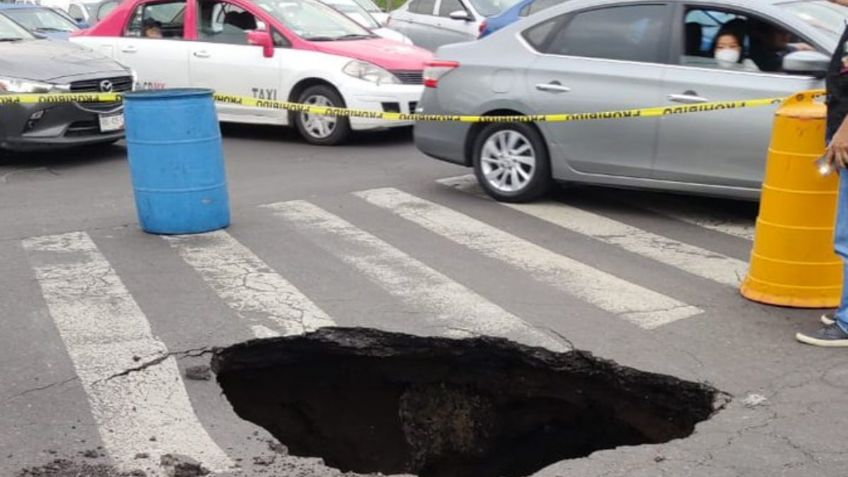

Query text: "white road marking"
[251, 325, 281, 338]
[264, 200, 568, 351]
[438, 175, 756, 241]
[22, 232, 233, 476]
[164, 230, 335, 337]
[356, 188, 702, 329]
[438, 175, 747, 287]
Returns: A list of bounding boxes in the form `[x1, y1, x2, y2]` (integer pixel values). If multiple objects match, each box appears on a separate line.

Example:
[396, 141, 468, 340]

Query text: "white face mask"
[715, 48, 741, 65]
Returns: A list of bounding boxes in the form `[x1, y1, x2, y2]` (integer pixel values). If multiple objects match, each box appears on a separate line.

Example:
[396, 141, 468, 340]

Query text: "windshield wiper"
[35, 27, 68, 32]
[0, 37, 23, 42]
[335, 34, 374, 40]
[304, 35, 336, 41]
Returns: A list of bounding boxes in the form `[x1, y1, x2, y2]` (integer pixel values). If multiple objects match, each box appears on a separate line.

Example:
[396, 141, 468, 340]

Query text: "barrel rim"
[124, 88, 214, 101]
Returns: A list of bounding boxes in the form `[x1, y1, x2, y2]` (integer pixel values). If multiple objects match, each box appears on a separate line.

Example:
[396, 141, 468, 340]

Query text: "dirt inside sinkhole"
[211, 328, 726, 477]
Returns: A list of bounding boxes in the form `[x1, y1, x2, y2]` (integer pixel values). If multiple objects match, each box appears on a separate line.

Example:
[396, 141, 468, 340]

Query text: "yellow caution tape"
[0, 91, 792, 123]
[0, 92, 122, 105]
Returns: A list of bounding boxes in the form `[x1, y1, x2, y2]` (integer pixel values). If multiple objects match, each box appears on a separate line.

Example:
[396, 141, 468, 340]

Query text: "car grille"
[391, 70, 423, 85]
[69, 76, 134, 93]
[65, 120, 100, 137]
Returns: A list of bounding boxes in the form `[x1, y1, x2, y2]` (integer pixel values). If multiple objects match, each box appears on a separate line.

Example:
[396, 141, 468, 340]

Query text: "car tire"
[472, 122, 551, 203]
[293, 85, 351, 146]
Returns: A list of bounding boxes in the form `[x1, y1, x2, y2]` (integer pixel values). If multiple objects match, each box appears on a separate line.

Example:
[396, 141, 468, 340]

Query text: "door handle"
[668, 93, 709, 104]
[193, 51, 211, 58]
[120, 45, 137, 53]
[535, 82, 571, 93]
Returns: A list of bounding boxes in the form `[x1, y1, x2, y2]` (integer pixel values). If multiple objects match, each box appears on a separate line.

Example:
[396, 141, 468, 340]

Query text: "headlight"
[342, 60, 399, 85]
[0, 77, 62, 94]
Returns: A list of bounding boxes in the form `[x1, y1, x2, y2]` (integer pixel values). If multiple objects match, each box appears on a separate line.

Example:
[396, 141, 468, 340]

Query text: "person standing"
[797, 0, 848, 347]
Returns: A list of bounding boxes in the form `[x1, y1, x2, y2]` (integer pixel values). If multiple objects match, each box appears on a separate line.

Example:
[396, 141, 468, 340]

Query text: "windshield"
[322, 0, 380, 29]
[255, 0, 374, 40]
[351, 0, 380, 13]
[780, 0, 848, 36]
[3, 8, 80, 32]
[468, 0, 524, 17]
[0, 12, 35, 39]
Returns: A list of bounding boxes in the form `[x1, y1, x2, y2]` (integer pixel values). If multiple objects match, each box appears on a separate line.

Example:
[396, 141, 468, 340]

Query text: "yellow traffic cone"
[741, 90, 843, 308]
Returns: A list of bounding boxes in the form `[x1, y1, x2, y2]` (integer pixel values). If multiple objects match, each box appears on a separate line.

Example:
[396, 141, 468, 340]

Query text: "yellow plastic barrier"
[741, 90, 843, 307]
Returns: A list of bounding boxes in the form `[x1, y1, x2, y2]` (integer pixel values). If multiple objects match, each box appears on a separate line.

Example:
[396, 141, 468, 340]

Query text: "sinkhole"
[212, 328, 725, 477]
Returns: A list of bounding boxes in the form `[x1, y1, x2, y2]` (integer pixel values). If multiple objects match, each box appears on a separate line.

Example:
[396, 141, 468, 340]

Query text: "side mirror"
[448, 10, 472, 21]
[247, 30, 274, 58]
[783, 50, 830, 78]
[76, 20, 90, 28]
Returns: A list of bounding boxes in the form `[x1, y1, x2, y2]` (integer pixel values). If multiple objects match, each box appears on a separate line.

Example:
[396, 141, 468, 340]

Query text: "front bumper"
[340, 82, 423, 130]
[0, 100, 124, 151]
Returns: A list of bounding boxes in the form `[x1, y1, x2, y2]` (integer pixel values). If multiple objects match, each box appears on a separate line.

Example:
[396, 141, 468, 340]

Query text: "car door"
[391, 0, 439, 49]
[430, 0, 477, 45]
[188, 0, 282, 123]
[115, 0, 191, 90]
[654, 5, 823, 189]
[522, 3, 672, 178]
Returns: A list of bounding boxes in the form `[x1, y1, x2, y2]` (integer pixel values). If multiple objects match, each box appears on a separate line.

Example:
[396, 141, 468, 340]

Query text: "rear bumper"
[413, 92, 470, 165]
[0, 101, 125, 151]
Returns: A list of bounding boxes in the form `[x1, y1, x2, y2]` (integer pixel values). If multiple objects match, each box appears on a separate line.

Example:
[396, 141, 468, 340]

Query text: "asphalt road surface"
[1, 124, 846, 477]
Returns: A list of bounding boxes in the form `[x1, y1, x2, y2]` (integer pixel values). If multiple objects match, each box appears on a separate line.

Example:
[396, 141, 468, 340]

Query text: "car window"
[126, 0, 186, 38]
[96, 0, 119, 20]
[682, 7, 817, 74]
[0, 11, 34, 39]
[522, 13, 558, 47]
[68, 4, 84, 20]
[540, 4, 668, 63]
[779, 0, 848, 36]
[197, 0, 257, 44]
[254, 0, 373, 40]
[527, 0, 559, 15]
[322, 0, 381, 29]
[438, 0, 464, 16]
[408, 0, 435, 14]
[3, 8, 80, 33]
[467, 0, 522, 17]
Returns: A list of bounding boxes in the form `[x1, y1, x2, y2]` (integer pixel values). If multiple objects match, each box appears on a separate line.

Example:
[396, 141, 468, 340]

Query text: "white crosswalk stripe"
[263, 200, 568, 351]
[438, 174, 756, 241]
[356, 187, 702, 329]
[163, 230, 335, 337]
[22, 231, 233, 476]
[437, 175, 748, 287]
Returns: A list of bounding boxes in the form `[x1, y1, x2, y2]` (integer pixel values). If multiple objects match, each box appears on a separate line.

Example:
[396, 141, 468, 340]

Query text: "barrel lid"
[123, 88, 214, 101]
[776, 90, 826, 119]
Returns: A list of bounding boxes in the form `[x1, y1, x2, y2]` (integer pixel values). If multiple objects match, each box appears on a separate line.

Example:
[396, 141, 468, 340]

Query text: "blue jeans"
[835, 172, 848, 333]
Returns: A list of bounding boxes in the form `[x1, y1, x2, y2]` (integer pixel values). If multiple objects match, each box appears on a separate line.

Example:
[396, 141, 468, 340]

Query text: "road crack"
[92, 346, 219, 385]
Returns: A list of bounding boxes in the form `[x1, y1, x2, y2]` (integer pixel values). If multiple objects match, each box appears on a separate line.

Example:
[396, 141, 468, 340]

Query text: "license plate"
[99, 113, 124, 132]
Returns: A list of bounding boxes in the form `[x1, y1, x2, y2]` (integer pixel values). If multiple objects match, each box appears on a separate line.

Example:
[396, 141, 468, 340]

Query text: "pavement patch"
[212, 327, 726, 477]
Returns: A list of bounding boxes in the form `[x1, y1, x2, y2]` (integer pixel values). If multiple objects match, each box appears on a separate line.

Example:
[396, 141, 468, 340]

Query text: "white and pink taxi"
[71, 0, 432, 144]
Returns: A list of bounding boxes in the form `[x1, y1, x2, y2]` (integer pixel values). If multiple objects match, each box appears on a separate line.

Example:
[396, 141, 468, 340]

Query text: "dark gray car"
[415, 0, 845, 202]
[0, 13, 133, 151]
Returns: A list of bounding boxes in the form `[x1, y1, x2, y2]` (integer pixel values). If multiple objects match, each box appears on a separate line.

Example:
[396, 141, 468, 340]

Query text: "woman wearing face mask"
[713, 30, 760, 71]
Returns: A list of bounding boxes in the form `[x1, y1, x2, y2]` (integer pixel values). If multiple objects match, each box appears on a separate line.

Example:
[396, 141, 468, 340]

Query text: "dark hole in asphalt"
[212, 327, 726, 477]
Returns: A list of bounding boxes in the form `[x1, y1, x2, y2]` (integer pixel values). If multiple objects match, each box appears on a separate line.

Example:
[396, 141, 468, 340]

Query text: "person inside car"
[143, 19, 163, 38]
[748, 21, 813, 72]
[712, 29, 759, 71]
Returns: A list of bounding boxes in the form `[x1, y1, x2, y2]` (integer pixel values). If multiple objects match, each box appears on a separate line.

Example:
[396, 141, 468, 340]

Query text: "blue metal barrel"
[123, 89, 230, 234]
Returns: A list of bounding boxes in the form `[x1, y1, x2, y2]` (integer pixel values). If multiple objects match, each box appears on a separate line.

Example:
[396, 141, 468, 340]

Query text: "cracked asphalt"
[1, 124, 847, 476]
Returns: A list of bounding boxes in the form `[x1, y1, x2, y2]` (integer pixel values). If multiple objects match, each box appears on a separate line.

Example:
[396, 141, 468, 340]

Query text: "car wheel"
[293, 85, 351, 146]
[472, 123, 551, 203]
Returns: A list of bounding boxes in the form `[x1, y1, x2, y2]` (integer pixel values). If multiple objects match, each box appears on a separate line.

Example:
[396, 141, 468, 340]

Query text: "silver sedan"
[414, 0, 845, 202]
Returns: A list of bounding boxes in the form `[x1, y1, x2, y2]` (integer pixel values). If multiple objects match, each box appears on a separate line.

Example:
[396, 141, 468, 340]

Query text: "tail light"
[478, 19, 488, 38]
[423, 60, 460, 88]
